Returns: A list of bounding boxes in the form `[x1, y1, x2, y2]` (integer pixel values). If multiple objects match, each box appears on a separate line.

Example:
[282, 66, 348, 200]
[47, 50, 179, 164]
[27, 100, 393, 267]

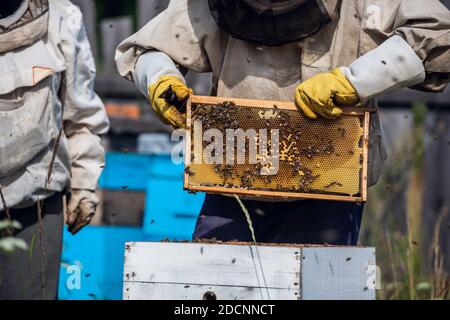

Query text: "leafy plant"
[0, 219, 28, 254]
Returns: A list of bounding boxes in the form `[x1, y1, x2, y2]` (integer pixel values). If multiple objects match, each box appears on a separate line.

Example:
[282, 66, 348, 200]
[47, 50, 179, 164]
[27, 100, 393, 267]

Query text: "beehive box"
[184, 96, 371, 202]
[123, 242, 376, 300]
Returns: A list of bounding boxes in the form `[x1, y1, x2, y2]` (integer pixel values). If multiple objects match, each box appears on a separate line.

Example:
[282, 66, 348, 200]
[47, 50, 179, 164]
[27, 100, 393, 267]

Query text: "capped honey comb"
[184, 96, 371, 202]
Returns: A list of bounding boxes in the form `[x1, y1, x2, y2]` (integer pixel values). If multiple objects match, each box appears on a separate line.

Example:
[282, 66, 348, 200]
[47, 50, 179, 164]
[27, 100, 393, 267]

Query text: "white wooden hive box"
[123, 242, 376, 300]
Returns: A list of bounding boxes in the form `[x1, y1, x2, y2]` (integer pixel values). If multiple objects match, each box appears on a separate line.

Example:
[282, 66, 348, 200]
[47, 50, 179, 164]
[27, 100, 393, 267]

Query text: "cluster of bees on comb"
[190, 102, 349, 194]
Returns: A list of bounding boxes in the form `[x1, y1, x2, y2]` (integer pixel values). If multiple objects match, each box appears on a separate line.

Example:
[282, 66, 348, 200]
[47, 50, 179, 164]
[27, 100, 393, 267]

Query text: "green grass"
[361, 104, 449, 300]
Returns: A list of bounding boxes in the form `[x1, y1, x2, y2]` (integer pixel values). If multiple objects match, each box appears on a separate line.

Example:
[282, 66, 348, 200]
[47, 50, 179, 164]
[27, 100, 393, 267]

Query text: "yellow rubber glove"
[148, 75, 193, 128]
[295, 68, 359, 119]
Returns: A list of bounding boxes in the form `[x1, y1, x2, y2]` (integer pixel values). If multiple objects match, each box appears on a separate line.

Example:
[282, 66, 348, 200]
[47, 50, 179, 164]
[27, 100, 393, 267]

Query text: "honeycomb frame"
[184, 95, 371, 203]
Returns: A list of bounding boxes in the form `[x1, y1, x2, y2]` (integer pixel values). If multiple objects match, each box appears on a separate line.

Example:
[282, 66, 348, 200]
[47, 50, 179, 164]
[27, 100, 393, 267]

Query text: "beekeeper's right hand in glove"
[133, 51, 193, 129]
[148, 75, 192, 128]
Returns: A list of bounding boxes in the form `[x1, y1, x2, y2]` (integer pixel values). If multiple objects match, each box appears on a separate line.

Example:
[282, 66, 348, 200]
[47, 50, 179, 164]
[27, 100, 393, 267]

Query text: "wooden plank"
[185, 185, 364, 203]
[184, 94, 193, 189]
[379, 87, 450, 108]
[421, 111, 450, 271]
[361, 112, 370, 202]
[95, 74, 141, 99]
[124, 282, 295, 300]
[137, 0, 169, 27]
[70, 0, 97, 56]
[108, 116, 171, 135]
[101, 190, 145, 226]
[124, 242, 300, 292]
[191, 95, 375, 115]
[302, 247, 376, 300]
[100, 16, 133, 74]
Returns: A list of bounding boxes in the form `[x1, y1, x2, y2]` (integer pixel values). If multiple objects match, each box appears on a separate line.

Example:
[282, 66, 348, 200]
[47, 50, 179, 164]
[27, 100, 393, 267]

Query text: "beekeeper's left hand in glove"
[295, 36, 426, 120]
[67, 189, 99, 235]
[295, 68, 358, 119]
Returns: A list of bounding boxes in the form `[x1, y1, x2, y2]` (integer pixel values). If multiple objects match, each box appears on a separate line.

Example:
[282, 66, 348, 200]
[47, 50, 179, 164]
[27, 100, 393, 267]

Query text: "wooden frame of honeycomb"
[184, 95, 372, 203]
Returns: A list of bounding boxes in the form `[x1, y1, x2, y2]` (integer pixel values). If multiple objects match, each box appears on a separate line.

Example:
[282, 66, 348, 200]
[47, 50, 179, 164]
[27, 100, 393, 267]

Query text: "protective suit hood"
[208, 0, 339, 46]
[0, 0, 49, 53]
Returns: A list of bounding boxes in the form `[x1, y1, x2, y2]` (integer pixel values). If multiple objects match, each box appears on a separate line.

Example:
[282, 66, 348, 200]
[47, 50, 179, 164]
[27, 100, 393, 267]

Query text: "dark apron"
[0, 193, 63, 300]
[193, 194, 364, 245]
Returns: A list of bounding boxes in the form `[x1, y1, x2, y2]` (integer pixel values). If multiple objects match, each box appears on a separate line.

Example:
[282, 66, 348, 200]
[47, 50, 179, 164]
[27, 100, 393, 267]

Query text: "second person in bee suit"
[116, 0, 450, 244]
[0, 0, 109, 299]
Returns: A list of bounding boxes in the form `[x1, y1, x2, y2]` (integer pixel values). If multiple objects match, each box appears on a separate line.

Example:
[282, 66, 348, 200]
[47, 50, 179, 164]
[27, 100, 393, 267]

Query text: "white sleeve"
[341, 35, 426, 102]
[134, 50, 185, 99]
[60, 5, 109, 191]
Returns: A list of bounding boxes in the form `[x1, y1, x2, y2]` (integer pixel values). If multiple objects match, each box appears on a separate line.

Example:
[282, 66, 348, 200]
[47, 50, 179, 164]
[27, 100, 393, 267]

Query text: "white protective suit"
[116, 0, 450, 187]
[0, 0, 109, 212]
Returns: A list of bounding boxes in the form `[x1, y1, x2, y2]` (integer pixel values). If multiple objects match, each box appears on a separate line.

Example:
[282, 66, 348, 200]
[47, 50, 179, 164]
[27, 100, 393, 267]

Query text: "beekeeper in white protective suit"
[0, 0, 109, 300]
[116, 0, 450, 245]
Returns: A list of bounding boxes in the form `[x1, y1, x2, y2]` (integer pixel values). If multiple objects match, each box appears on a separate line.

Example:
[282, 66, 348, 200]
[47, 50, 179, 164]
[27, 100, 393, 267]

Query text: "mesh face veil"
[208, 0, 333, 46]
[242, 0, 309, 14]
[0, 0, 24, 19]
[0, 0, 49, 53]
[0, 0, 48, 31]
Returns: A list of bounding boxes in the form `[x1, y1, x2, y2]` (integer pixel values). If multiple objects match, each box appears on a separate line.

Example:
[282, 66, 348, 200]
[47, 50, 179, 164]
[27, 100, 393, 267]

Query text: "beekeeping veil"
[0, 0, 24, 19]
[0, 0, 49, 53]
[208, 0, 335, 46]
